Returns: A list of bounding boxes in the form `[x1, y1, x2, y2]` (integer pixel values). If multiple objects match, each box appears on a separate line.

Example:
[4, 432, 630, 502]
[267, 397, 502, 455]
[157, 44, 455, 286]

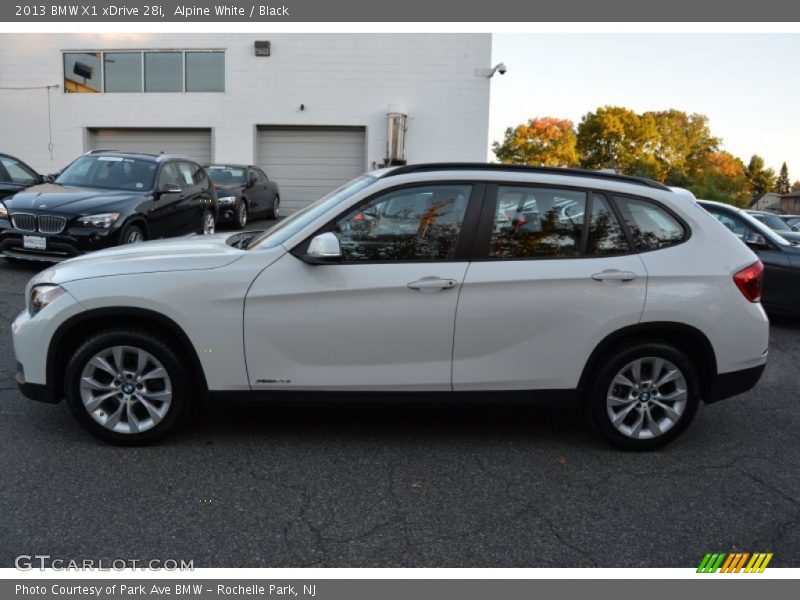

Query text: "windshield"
[56, 155, 158, 191]
[207, 166, 247, 185]
[758, 212, 792, 231]
[247, 175, 378, 250]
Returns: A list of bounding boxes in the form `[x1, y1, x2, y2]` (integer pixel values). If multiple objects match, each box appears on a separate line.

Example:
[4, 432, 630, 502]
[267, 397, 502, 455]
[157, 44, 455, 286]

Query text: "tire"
[120, 223, 145, 244]
[586, 341, 700, 450]
[199, 209, 215, 235]
[265, 195, 280, 220]
[234, 200, 248, 230]
[64, 329, 191, 445]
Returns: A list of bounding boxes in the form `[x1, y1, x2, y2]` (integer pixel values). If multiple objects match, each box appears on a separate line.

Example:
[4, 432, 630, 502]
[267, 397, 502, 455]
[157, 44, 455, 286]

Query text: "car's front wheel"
[234, 200, 248, 230]
[587, 342, 700, 450]
[200, 210, 215, 235]
[120, 223, 145, 244]
[64, 329, 191, 444]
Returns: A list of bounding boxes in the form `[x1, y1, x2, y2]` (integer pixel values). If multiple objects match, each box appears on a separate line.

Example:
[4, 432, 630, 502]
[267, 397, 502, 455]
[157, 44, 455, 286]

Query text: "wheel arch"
[47, 307, 208, 401]
[578, 322, 718, 403]
[119, 215, 149, 239]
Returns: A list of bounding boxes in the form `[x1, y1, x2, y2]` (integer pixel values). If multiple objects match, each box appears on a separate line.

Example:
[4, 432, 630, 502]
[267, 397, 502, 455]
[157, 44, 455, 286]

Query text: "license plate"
[22, 236, 46, 250]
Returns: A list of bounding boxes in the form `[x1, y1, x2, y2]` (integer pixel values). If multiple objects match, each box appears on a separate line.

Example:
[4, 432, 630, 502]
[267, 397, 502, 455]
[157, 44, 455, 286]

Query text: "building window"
[104, 52, 142, 93]
[63, 50, 225, 93]
[185, 51, 225, 92]
[63, 52, 102, 93]
[144, 52, 183, 92]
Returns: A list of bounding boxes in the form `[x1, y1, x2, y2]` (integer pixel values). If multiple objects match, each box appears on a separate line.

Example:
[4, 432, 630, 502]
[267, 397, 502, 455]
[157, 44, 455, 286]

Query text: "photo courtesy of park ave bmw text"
[0, 0, 799, 596]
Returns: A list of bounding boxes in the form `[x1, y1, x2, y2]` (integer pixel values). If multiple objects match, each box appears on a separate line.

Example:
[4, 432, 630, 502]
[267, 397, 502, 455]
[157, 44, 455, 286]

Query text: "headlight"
[0, 203, 7, 220]
[29, 284, 66, 317]
[77, 212, 120, 228]
[217, 195, 237, 205]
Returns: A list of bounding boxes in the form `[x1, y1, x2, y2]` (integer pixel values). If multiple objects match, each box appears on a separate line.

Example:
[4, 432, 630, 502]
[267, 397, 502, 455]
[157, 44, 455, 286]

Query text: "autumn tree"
[792, 180, 800, 193]
[645, 110, 719, 183]
[776, 162, 791, 194]
[745, 155, 777, 195]
[689, 151, 750, 207]
[492, 117, 578, 167]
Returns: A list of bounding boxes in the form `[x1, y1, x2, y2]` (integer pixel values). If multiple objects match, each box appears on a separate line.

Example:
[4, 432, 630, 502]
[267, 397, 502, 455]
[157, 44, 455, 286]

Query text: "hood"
[35, 234, 246, 284]
[213, 183, 244, 194]
[777, 230, 800, 243]
[5, 183, 147, 214]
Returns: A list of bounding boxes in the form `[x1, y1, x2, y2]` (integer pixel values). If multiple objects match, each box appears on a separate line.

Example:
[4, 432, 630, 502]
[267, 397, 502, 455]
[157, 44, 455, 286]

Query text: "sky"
[490, 33, 800, 181]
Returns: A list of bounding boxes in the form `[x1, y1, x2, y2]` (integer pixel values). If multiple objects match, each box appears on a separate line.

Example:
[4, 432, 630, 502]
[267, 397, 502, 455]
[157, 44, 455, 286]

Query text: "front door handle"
[407, 277, 458, 293]
[591, 270, 637, 282]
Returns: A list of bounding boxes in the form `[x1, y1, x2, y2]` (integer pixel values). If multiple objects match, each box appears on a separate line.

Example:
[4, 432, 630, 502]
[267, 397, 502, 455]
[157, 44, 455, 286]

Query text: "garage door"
[257, 126, 366, 211]
[87, 128, 212, 164]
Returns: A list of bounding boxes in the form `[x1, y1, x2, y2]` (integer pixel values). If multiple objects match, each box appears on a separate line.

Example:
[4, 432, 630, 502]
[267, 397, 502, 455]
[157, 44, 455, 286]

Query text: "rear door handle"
[407, 277, 458, 293]
[591, 270, 637, 282]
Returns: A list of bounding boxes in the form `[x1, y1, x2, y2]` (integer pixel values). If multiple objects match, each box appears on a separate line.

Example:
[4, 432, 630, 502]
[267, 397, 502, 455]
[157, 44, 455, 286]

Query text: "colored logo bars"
[697, 552, 773, 573]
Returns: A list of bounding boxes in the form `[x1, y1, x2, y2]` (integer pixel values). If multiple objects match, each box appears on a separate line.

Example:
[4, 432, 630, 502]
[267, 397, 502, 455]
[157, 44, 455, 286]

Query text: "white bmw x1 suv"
[12, 164, 768, 448]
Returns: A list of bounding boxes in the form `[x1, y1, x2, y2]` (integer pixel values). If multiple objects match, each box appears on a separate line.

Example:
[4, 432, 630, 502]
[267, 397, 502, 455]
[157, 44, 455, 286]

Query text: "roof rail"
[381, 163, 671, 191]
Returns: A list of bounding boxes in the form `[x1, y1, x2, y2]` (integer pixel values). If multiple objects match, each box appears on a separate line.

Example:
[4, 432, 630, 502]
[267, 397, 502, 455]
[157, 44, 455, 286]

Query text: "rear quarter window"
[613, 196, 686, 251]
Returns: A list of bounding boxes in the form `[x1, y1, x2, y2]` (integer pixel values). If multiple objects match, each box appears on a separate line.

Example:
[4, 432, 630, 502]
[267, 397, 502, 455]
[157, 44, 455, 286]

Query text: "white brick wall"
[0, 33, 491, 174]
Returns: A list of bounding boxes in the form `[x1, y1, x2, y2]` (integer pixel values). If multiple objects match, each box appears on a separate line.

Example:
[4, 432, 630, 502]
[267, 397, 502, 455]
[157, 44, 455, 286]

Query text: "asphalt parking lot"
[1, 221, 799, 568]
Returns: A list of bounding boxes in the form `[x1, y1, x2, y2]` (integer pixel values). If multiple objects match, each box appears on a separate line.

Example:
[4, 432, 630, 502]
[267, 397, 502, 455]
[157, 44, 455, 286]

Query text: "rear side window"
[587, 194, 630, 255]
[614, 196, 685, 251]
[490, 186, 586, 258]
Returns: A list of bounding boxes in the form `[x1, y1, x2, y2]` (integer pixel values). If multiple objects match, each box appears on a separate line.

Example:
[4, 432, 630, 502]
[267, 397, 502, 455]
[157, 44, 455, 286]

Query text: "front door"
[243, 183, 480, 391]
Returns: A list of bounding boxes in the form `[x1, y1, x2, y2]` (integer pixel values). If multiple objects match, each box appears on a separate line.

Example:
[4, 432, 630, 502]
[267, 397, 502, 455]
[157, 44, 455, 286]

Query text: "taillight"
[733, 260, 764, 303]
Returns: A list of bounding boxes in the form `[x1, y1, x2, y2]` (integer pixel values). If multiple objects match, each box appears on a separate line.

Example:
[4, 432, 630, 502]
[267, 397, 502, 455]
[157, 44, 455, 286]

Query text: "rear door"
[452, 185, 648, 391]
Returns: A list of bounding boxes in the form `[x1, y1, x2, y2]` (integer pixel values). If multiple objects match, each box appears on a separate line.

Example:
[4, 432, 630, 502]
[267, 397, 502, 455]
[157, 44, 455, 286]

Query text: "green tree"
[646, 110, 719, 182]
[492, 117, 578, 167]
[745, 155, 776, 195]
[576, 106, 661, 178]
[776, 162, 791, 194]
[792, 180, 800, 193]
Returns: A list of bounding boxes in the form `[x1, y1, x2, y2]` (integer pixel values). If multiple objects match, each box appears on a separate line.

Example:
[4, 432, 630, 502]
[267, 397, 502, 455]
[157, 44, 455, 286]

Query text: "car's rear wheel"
[265, 195, 280, 220]
[120, 224, 145, 244]
[234, 200, 248, 230]
[587, 342, 700, 450]
[64, 329, 190, 444]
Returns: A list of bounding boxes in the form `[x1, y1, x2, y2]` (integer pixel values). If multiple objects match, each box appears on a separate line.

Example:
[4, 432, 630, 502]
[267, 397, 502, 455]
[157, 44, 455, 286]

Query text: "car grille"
[37, 215, 67, 234]
[10, 213, 37, 232]
[10, 212, 66, 234]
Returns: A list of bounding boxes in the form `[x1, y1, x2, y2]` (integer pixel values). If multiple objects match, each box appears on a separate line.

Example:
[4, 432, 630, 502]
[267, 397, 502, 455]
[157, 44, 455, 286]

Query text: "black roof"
[381, 163, 671, 191]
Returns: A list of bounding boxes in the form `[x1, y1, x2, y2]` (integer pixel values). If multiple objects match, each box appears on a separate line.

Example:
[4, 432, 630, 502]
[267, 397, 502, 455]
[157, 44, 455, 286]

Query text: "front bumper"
[0, 227, 119, 262]
[706, 364, 766, 404]
[16, 361, 59, 403]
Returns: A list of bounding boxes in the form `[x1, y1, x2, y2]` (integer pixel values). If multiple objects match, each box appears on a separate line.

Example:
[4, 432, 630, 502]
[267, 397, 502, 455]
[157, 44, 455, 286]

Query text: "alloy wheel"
[606, 356, 687, 440]
[79, 346, 172, 434]
[238, 203, 248, 228]
[203, 212, 215, 235]
[126, 230, 143, 244]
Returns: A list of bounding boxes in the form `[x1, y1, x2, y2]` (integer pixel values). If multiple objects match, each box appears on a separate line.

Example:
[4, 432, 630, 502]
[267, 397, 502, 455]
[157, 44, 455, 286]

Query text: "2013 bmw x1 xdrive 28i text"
[12, 164, 769, 448]
[0, 152, 217, 262]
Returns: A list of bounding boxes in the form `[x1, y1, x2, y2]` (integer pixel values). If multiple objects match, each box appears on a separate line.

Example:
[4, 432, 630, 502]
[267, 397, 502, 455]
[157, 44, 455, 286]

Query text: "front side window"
[587, 194, 630, 255]
[331, 185, 471, 262]
[104, 52, 142, 92]
[490, 186, 586, 258]
[185, 51, 224, 92]
[0, 156, 38, 185]
[56, 156, 157, 191]
[177, 163, 196, 187]
[158, 163, 183, 189]
[614, 196, 685, 251]
[145, 52, 182, 92]
[63, 52, 101, 93]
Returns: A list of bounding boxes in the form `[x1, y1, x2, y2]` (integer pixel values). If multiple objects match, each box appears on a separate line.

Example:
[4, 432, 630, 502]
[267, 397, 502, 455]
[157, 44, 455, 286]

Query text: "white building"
[0, 33, 492, 211]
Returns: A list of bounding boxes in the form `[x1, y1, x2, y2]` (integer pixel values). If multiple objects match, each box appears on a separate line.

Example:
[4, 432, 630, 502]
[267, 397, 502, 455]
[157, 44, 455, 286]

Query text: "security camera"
[476, 63, 508, 78]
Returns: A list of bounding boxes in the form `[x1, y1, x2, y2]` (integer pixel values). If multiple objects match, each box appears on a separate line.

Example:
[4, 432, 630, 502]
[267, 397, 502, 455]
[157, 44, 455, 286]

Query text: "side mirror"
[40, 174, 55, 184]
[156, 183, 182, 198]
[246, 174, 258, 187]
[302, 232, 342, 264]
[745, 231, 769, 250]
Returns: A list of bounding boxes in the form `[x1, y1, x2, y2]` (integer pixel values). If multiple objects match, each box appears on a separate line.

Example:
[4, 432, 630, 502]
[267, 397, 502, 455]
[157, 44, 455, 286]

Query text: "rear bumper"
[706, 364, 766, 404]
